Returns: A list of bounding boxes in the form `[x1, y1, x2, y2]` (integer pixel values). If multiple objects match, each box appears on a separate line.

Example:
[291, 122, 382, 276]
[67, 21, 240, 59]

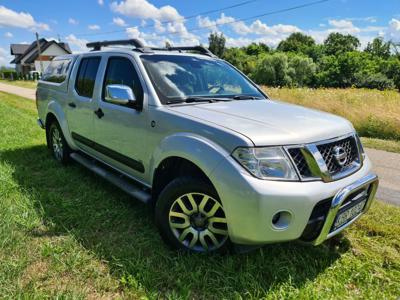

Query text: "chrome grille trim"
[285, 133, 362, 182]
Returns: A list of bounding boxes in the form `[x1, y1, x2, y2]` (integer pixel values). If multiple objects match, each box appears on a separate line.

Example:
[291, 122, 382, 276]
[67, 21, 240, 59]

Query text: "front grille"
[287, 148, 312, 177]
[317, 136, 359, 175]
[287, 135, 361, 181]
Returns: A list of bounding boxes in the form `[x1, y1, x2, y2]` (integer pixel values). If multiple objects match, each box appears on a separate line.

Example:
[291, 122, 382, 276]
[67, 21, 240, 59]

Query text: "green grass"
[0, 91, 399, 299]
[0, 79, 38, 89]
[361, 137, 400, 154]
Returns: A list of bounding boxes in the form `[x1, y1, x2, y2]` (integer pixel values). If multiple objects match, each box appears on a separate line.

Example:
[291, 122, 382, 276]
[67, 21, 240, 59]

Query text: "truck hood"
[168, 100, 355, 146]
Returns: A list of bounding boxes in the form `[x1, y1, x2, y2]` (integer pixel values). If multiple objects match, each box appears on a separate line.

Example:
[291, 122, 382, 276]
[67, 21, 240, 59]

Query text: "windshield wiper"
[166, 96, 233, 105]
[231, 95, 263, 100]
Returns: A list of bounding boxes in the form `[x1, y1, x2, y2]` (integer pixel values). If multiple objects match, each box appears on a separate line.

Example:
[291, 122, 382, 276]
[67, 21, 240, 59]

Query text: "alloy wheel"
[168, 192, 228, 252]
[51, 127, 63, 161]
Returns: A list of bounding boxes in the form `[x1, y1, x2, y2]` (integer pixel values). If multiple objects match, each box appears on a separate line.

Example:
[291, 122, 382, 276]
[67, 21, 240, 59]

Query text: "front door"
[93, 55, 148, 180]
[67, 56, 101, 154]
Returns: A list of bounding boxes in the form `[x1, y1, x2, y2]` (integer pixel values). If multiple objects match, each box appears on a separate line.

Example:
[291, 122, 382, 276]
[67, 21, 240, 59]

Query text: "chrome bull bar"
[312, 173, 379, 245]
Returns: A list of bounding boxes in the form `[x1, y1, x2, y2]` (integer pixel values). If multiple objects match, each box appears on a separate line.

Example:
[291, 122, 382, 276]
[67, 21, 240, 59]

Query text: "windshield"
[140, 54, 265, 104]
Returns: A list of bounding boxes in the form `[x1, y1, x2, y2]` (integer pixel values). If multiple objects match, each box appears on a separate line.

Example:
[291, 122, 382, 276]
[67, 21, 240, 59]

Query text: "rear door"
[67, 56, 102, 153]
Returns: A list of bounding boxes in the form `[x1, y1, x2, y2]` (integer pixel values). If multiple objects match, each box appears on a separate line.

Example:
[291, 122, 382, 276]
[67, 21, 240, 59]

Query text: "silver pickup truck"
[36, 39, 379, 253]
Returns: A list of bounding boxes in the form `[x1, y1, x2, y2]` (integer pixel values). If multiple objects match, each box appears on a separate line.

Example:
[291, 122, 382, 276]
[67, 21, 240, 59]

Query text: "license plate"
[332, 199, 367, 231]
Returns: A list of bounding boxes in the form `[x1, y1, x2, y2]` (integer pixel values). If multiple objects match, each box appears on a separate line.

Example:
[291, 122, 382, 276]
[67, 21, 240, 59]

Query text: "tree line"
[208, 32, 400, 90]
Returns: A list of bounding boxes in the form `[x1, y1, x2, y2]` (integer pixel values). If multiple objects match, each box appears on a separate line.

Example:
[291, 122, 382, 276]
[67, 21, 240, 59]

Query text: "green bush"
[355, 72, 395, 90]
[0, 71, 17, 80]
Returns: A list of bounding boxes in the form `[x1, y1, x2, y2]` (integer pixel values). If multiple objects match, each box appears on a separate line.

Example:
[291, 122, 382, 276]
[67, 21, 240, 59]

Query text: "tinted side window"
[103, 57, 143, 105]
[75, 57, 100, 98]
[42, 59, 72, 83]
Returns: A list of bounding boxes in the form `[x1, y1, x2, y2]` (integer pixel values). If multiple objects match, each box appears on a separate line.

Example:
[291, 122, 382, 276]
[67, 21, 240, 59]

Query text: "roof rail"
[86, 39, 145, 51]
[150, 46, 216, 57]
[86, 39, 216, 57]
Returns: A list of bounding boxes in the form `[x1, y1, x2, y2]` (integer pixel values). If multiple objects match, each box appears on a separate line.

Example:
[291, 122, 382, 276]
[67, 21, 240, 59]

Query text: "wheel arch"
[45, 100, 75, 149]
[150, 133, 230, 204]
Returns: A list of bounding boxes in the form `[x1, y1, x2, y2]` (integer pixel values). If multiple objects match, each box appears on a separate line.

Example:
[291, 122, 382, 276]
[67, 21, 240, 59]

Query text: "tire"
[155, 177, 229, 253]
[48, 121, 71, 164]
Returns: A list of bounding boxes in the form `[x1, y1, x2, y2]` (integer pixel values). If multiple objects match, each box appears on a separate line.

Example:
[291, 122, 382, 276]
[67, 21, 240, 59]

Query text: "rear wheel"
[48, 121, 71, 164]
[155, 177, 229, 253]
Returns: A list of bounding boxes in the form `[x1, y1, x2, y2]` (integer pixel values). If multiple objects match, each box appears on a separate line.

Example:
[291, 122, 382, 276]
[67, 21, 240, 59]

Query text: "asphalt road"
[365, 148, 400, 206]
[0, 82, 399, 206]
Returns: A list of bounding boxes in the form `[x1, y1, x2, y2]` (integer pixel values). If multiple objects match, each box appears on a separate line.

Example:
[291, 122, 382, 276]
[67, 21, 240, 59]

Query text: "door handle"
[68, 102, 76, 108]
[94, 108, 104, 119]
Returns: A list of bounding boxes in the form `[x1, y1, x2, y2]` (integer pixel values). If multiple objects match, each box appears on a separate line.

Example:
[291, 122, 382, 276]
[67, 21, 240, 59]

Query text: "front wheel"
[155, 177, 229, 253]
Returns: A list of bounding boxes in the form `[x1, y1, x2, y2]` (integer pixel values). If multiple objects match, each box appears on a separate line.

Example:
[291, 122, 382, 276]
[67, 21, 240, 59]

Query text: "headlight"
[232, 147, 299, 181]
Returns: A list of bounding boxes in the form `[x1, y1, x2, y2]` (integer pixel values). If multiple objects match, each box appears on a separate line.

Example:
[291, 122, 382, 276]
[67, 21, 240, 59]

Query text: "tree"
[223, 48, 257, 75]
[277, 32, 315, 53]
[208, 32, 226, 57]
[323, 32, 360, 55]
[243, 43, 270, 56]
[316, 52, 365, 87]
[381, 57, 400, 90]
[365, 37, 391, 59]
[252, 53, 291, 86]
[288, 55, 316, 86]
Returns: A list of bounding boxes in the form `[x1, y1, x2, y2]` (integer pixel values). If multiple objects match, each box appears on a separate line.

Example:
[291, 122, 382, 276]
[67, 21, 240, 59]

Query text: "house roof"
[24, 41, 72, 63]
[10, 44, 30, 55]
[10, 39, 72, 64]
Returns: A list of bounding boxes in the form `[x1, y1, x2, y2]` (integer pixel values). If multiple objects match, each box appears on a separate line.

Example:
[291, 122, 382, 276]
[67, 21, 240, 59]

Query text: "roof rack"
[86, 39, 145, 51]
[86, 39, 216, 57]
[150, 46, 216, 57]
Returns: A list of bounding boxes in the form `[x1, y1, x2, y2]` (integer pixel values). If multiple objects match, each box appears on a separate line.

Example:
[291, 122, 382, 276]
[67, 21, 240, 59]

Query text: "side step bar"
[70, 152, 152, 204]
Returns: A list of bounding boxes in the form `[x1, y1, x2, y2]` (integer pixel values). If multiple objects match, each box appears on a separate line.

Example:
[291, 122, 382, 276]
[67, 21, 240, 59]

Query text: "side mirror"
[105, 84, 136, 105]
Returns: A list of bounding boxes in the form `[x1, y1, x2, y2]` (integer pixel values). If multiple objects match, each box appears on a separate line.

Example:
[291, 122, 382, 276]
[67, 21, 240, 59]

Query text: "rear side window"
[102, 57, 143, 105]
[75, 57, 101, 98]
[42, 59, 71, 83]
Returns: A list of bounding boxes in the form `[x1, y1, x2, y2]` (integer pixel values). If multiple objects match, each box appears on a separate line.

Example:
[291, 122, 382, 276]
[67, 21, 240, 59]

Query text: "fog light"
[272, 210, 292, 230]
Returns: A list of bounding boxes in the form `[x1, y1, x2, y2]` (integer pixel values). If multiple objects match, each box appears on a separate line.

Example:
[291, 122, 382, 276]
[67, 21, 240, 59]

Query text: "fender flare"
[46, 100, 77, 149]
[149, 132, 231, 183]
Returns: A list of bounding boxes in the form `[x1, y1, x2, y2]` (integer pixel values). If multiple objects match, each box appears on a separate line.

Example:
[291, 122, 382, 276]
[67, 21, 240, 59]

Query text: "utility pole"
[35, 32, 44, 74]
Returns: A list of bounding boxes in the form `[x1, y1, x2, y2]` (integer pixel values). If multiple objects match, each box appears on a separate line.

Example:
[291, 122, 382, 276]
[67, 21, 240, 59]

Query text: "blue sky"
[0, 0, 399, 66]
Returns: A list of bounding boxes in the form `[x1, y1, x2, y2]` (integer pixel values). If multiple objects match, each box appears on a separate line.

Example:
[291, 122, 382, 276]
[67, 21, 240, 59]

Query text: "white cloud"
[125, 25, 199, 48]
[348, 16, 377, 23]
[328, 19, 360, 34]
[98, 0, 104, 5]
[0, 5, 49, 31]
[154, 20, 165, 33]
[0, 47, 13, 66]
[88, 24, 101, 30]
[4, 32, 13, 38]
[386, 18, 400, 42]
[65, 34, 89, 52]
[68, 18, 78, 25]
[111, 0, 182, 22]
[113, 0, 198, 43]
[197, 13, 235, 31]
[197, 13, 300, 38]
[113, 17, 127, 27]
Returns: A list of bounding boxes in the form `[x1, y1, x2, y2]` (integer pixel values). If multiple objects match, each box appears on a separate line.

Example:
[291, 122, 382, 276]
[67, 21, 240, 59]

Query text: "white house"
[10, 39, 71, 75]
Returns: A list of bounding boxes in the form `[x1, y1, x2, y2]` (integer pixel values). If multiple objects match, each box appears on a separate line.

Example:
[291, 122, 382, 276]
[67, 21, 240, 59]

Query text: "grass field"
[265, 87, 400, 141]
[0, 92, 399, 299]
[0, 79, 38, 89]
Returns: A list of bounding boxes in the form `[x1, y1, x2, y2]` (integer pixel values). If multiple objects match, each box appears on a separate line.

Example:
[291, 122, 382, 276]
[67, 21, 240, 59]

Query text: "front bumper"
[310, 172, 378, 245]
[209, 154, 378, 245]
